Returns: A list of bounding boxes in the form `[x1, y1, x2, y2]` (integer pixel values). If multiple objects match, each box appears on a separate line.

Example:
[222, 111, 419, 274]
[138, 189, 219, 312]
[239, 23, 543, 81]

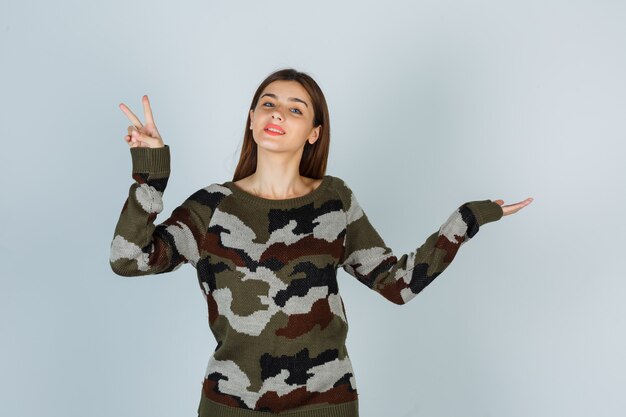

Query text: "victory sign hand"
[119, 95, 165, 149]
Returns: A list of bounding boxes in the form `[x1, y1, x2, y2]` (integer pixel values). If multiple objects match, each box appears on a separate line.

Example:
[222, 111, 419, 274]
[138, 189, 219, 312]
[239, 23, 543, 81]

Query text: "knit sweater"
[109, 145, 503, 417]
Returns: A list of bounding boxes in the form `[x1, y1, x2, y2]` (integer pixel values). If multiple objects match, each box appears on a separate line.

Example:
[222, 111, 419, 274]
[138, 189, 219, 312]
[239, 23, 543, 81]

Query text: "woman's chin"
[255, 140, 300, 154]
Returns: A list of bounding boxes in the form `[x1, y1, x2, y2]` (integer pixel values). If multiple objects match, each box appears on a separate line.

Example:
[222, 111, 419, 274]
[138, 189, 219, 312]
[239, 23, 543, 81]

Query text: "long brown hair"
[231, 68, 331, 181]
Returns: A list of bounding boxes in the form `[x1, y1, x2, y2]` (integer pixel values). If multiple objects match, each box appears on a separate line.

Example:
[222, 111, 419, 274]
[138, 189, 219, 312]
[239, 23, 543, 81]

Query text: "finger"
[128, 125, 145, 136]
[130, 126, 147, 138]
[142, 95, 156, 126]
[127, 134, 140, 148]
[501, 197, 533, 209]
[130, 130, 142, 146]
[511, 198, 534, 208]
[130, 129, 142, 143]
[119, 102, 144, 128]
[501, 198, 533, 216]
[125, 135, 139, 148]
[130, 129, 160, 148]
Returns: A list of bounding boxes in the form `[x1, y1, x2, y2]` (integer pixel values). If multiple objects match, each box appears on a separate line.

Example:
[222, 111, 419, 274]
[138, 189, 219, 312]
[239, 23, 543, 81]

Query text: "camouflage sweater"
[109, 145, 503, 417]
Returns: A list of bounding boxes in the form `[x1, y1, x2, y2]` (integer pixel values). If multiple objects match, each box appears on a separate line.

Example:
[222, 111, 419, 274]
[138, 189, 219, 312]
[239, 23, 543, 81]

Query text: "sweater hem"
[197, 393, 359, 417]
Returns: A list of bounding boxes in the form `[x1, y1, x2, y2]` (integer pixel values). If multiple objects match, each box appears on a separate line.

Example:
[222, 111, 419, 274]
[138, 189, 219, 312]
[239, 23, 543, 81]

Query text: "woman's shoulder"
[323, 174, 349, 189]
[322, 174, 355, 203]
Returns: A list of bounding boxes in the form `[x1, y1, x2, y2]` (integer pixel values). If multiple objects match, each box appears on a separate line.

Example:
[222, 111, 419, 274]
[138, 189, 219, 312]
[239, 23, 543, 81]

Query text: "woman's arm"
[337, 179, 503, 305]
[109, 145, 206, 276]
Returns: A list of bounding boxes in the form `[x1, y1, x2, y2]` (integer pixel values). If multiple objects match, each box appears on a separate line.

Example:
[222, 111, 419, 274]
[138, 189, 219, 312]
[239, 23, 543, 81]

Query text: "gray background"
[2, 0, 625, 416]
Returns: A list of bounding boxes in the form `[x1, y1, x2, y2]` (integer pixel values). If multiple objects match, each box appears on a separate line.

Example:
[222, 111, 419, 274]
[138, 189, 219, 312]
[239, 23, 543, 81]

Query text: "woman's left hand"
[493, 197, 534, 217]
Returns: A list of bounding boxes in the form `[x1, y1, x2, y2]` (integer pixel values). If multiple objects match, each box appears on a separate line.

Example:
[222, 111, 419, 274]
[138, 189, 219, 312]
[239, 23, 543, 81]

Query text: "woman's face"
[249, 80, 320, 153]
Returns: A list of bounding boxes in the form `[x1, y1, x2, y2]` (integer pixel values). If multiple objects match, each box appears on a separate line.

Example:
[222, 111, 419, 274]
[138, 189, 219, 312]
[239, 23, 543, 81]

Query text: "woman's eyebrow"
[260, 93, 308, 108]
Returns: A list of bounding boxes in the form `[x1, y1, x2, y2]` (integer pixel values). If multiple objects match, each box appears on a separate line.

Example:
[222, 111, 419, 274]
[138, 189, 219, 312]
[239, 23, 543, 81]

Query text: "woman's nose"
[272, 110, 283, 121]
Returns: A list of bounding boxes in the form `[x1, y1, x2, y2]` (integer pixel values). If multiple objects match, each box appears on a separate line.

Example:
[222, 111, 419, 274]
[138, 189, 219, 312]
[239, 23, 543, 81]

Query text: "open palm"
[494, 198, 534, 216]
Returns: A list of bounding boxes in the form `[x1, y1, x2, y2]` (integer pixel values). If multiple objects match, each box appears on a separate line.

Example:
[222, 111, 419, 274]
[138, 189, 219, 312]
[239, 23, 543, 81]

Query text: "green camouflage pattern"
[109, 145, 503, 416]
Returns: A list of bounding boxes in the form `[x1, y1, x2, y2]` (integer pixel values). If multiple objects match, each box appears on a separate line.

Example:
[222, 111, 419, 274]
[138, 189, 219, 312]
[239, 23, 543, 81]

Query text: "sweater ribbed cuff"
[466, 199, 503, 226]
[130, 144, 170, 175]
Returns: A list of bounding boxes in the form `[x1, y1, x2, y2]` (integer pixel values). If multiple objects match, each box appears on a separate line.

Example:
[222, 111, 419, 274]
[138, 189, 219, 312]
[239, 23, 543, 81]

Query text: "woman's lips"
[264, 124, 285, 135]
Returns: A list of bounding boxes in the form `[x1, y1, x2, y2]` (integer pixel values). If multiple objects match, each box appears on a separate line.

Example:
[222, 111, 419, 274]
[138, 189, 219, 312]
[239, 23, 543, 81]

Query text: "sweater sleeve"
[109, 145, 207, 277]
[336, 179, 503, 305]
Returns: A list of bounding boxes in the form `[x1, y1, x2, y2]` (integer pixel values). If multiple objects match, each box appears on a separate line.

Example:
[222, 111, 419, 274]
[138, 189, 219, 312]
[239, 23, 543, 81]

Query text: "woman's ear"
[249, 109, 254, 125]
[308, 125, 321, 145]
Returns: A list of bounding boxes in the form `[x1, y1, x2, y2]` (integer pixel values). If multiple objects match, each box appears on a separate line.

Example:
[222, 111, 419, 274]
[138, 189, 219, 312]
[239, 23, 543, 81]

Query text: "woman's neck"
[234, 174, 322, 200]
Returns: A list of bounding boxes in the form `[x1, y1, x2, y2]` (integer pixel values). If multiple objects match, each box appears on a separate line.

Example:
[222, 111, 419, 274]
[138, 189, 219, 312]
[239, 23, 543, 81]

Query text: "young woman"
[111, 68, 533, 417]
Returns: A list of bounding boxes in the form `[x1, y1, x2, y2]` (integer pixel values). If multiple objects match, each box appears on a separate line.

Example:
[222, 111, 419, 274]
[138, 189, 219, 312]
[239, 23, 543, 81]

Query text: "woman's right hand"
[119, 95, 165, 148]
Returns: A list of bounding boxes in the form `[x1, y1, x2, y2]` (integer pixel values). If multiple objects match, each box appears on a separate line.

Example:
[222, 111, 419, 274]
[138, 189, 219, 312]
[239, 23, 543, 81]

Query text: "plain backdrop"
[1, 1, 625, 416]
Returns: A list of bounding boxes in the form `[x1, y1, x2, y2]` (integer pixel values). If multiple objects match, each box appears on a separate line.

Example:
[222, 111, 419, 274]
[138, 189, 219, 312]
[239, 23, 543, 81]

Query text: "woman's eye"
[261, 102, 301, 115]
